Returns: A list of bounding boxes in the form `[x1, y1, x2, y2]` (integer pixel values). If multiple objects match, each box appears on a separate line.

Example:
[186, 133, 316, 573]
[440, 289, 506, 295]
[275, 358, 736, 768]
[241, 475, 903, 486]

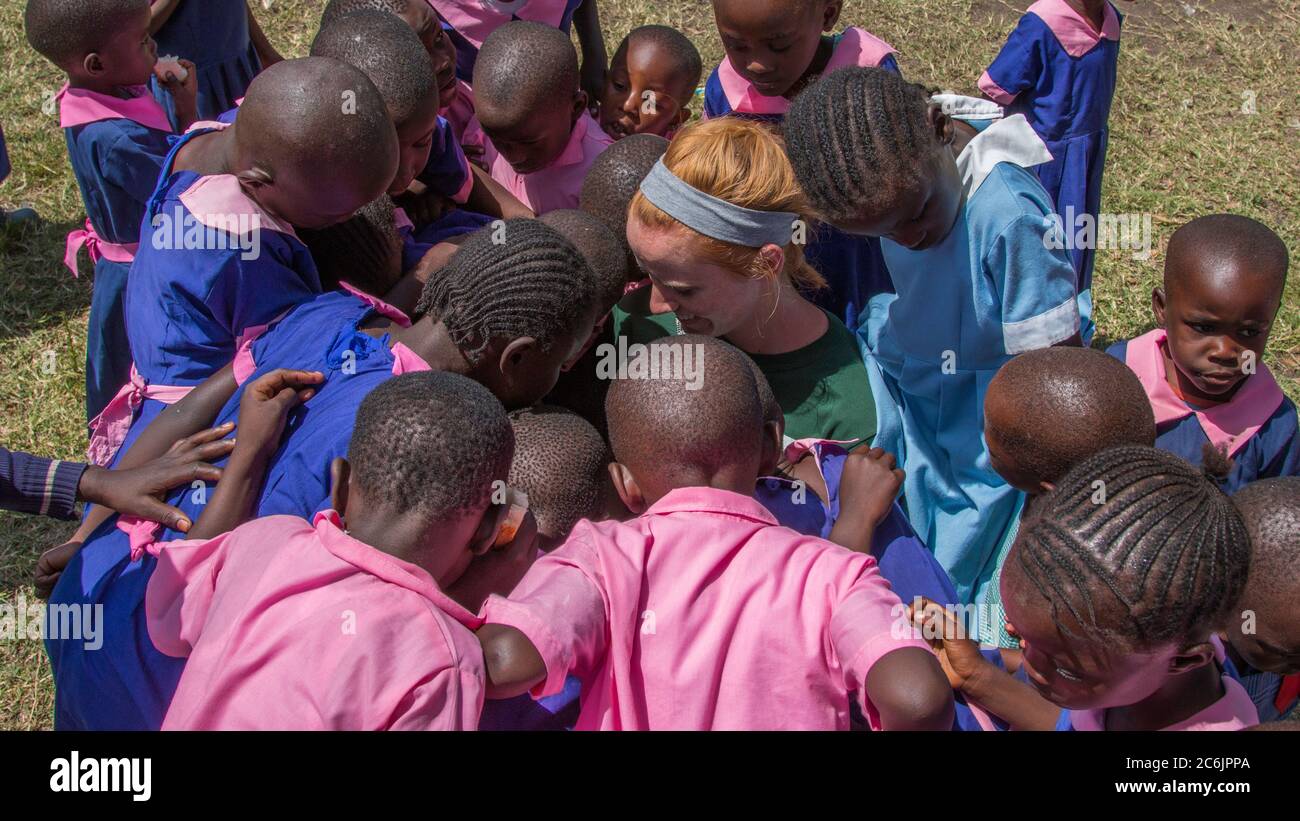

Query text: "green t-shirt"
[746, 310, 876, 446]
[610, 291, 876, 445]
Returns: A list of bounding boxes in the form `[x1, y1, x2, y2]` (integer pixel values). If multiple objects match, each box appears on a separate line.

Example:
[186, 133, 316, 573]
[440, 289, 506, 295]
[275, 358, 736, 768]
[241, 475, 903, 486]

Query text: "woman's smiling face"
[627, 218, 769, 338]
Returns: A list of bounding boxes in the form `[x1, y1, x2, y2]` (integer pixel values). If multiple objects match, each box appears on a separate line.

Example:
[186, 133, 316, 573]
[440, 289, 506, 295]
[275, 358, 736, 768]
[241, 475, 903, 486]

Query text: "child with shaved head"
[1108, 214, 1297, 492]
[1226, 478, 1300, 722]
[476, 335, 954, 730]
[977, 346, 1157, 649]
[96, 57, 398, 467]
[462, 21, 614, 214]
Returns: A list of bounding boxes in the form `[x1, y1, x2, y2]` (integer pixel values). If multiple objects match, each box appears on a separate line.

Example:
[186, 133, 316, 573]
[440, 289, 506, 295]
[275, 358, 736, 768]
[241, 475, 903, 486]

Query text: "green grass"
[0, 0, 1296, 729]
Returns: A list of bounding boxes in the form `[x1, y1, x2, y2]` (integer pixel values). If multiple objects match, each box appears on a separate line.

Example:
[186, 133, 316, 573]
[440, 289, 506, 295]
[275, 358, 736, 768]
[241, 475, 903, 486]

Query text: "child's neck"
[1066, 0, 1109, 33]
[66, 76, 140, 99]
[783, 35, 837, 100]
[378, 318, 475, 375]
[172, 127, 238, 177]
[1103, 661, 1224, 731]
[725, 283, 826, 355]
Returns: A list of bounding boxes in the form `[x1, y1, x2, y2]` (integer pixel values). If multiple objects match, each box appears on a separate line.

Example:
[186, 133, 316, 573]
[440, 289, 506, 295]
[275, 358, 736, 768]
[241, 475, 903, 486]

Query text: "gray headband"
[638, 158, 798, 247]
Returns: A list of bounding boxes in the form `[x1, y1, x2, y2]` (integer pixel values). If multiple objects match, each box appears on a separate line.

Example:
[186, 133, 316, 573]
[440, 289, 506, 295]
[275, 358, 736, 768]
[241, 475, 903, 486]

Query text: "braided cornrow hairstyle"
[1014, 445, 1251, 649]
[415, 219, 597, 364]
[784, 66, 939, 225]
[299, 195, 402, 296]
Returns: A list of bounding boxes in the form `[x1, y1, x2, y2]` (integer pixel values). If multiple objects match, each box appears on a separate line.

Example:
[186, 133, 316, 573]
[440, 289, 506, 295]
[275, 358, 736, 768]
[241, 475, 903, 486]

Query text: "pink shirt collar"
[57, 83, 173, 132]
[644, 486, 780, 526]
[177, 173, 298, 239]
[1069, 674, 1258, 731]
[389, 342, 433, 375]
[550, 110, 598, 171]
[1028, 0, 1122, 58]
[1124, 329, 1285, 457]
[340, 281, 412, 328]
[313, 510, 482, 631]
[717, 27, 897, 116]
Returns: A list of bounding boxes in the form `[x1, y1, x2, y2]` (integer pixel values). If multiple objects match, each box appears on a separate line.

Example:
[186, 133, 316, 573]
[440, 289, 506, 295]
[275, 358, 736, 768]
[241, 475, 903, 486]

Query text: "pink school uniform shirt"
[462, 110, 613, 214]
[480, 487, 929, 730]
[147, 511, 485, 730]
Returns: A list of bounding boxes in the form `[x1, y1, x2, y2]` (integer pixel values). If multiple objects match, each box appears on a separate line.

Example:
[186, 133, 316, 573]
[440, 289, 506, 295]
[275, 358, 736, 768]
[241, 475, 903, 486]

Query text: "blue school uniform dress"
[47, 290, 427, 730]
[979, 0, 1122, 342]
[57, 85, 175, 424]
[93, 125, 322, 468]
[150, 0, 261, 128]
[433, 0, 585, 82]
[703, 27, 900, 328]
[1107, 330, 1300, 491]
[859, 113, 1079, 606]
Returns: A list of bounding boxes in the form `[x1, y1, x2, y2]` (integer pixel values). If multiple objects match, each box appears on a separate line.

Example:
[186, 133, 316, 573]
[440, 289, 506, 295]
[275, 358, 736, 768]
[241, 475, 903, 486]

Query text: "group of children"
[5, 0, 1294, 730]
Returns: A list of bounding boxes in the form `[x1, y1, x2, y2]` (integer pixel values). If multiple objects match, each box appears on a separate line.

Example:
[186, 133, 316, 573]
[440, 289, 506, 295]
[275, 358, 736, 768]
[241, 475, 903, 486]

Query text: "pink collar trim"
[177, 174, 297, 239]
[389, 342, 433, 375]
[1068, 674, 1258, 731]
[1124, 329, 1285, 457]
[1028, 0, 1121, 58]
[340, 281, 412, 327]
[645, 486, 779, 526]
[717, 27, 897, 115]
[57, 83, 172, 132]
[552, 111, 598, 170]
[313, 510, 482, 630]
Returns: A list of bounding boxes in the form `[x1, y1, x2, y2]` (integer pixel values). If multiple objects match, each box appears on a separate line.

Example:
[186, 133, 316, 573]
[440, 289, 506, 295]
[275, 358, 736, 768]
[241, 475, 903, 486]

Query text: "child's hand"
[908, 597, 986, 691]
[412, 241, 463, 284]
[155, 57, 198, 121]
[232, 369, 324, 456]
[837, 446, 905, 529]
[34, 540, 83, 600]
[445, 510, 539, 612]
[461, 142, 488, 172]
[76, 423, 237, 530]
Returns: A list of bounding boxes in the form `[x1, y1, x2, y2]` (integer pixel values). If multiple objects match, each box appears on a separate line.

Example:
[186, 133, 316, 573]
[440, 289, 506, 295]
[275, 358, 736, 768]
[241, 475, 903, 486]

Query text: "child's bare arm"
[476, 623, 548, 700]
[464, 166, 535, 220]
[245, 1, 284, 67]
[909, 598, 1060, 730]
[573, 0, 608, 107]
[148, 0, 182, 33]
[185, 369, 322, 539]
[864, 647, 955, 730]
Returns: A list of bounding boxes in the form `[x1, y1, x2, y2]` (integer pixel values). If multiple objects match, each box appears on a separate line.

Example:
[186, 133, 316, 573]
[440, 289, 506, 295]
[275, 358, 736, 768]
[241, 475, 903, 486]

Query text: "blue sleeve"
[985, 207, 1080, 354]
[0, 448, 86, 519]
[1259, 404, 1300, 479]
[416, 117, 471, 203]
[879, 53, 901, 75]
[99, 131, 169, 214]
[702, 66, 728, 119]
[205, 235, 321, 344]
[982, 15, 1044, 104]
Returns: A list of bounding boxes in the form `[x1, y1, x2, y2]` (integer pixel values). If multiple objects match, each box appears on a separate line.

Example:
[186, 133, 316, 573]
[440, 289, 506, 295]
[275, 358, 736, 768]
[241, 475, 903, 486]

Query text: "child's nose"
[649, 285, 676, 314]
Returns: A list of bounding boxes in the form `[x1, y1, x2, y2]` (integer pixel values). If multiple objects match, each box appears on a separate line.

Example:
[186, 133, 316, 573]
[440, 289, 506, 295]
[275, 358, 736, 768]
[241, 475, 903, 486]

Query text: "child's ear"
[1168, 641, 1216, 676]
[573, 89, 589, 120]
[329, 458, 352, 518]
[236, 166, 275, 194]
[497, 336, 537, 380]
[469, 500, 509, 557]
[83, 52, 106, 77]
[927, 105, 956, 148]
[1152, 287, 1168, 327]
[823, 0, 845, 30]
[608, 461, 647, 515]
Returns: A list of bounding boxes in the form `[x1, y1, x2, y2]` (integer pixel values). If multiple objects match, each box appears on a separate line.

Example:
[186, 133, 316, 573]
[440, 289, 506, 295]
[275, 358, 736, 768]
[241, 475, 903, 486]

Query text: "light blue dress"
[858, 112, 1079, 605]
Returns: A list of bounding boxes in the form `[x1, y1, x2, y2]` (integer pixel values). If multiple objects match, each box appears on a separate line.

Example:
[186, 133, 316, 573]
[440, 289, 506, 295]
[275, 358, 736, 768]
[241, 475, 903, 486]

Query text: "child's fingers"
[187, 438, 237, 463]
